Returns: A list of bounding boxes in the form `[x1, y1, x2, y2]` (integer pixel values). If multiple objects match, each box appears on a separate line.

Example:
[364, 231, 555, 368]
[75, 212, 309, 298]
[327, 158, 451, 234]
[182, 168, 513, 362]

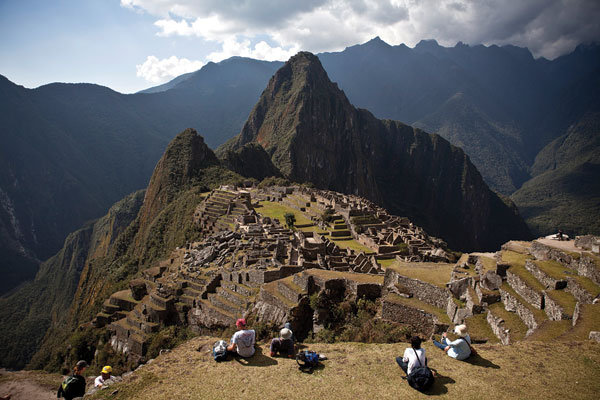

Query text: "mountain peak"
[415, 39, 441, 51]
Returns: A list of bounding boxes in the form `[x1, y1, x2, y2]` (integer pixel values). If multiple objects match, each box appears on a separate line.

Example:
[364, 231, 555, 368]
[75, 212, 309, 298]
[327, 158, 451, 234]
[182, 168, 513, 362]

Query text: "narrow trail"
[0, 369, 59, 400]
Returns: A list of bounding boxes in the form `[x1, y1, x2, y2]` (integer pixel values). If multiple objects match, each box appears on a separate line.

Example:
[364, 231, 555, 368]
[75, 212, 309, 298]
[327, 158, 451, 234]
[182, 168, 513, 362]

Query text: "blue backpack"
[296, 350, 320, 371]
[212, 340, 228, 362]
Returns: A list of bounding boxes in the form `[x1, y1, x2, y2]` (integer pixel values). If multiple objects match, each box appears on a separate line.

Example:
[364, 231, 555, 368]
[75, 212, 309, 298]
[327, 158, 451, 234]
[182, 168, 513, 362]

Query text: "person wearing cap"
[227, 318, 256, 358]
[57, 360, 88, 399]
[94, 365, 115, 388]
[432, 324, 472, 360]
[270, 327, 294, 357]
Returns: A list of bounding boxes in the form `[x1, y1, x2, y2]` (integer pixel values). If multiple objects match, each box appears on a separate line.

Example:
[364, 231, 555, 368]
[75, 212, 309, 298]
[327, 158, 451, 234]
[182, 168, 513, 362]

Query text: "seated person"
[270, 327, 294, 357]
[94, 365, 115, 388]
[227, 318, 256, 358]
[432, 324, 472, 360]
[396, 336, 427, 376]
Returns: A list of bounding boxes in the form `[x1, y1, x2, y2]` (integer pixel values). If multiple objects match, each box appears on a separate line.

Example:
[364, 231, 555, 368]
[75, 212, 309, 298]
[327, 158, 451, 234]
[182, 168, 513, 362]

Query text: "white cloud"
[124, 0, 600, 61]
[136, 55, 204, 83]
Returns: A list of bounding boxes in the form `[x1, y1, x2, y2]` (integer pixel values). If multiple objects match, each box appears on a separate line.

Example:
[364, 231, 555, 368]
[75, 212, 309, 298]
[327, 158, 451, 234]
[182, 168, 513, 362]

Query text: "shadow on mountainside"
[235, 347, 278, 367]
[464, 353, 500, 369]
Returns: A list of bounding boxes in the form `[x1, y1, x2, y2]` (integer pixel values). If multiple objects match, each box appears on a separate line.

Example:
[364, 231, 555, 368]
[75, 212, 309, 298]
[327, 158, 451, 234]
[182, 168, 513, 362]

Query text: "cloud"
[136, 55, 204, 83]
[124, 0, 600, 60]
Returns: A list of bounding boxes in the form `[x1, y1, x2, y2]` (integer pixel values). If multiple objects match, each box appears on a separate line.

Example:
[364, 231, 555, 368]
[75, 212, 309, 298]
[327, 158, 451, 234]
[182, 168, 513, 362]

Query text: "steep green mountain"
[0, 76, 168, 294]
[219, 52, 531, 251]
[512, 111, 600, 236]
[0, 190, 145, 369]
[2, 129, 242, 371]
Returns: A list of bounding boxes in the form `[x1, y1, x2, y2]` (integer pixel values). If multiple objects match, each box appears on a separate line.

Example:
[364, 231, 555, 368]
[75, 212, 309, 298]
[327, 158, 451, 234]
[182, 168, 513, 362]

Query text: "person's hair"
[410, 336, 422, 349]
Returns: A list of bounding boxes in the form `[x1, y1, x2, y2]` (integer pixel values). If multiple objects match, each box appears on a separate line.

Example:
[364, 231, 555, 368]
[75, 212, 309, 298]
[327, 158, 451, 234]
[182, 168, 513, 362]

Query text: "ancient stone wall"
[384, 269, 449, 309]
[506, 271, 544, 309]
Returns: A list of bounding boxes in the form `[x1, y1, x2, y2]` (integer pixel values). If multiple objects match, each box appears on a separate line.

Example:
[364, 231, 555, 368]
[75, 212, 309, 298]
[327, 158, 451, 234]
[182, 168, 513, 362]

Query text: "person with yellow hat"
[94, 365, 115, 388]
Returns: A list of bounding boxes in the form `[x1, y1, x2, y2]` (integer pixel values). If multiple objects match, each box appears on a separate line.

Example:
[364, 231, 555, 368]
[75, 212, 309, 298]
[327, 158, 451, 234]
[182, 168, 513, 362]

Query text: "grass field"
[86, 336, 600, 400]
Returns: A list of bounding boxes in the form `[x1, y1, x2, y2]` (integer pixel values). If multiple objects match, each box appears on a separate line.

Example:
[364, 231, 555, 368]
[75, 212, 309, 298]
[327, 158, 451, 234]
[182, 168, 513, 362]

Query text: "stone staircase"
[194, 189, 250, 234]
[196, 270, 260, 327]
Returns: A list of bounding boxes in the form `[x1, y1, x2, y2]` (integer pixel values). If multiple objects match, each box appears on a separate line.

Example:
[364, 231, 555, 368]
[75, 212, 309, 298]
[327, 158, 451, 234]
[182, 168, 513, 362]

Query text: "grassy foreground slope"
[89, 337, 600, 400]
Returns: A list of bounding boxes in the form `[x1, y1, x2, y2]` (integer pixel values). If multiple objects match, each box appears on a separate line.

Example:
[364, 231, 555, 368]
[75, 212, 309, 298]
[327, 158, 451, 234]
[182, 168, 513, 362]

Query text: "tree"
[284, 212, 296, 229]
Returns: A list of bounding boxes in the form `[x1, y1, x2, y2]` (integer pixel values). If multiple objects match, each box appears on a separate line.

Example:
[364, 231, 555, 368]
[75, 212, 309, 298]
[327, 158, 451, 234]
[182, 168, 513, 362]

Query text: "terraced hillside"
[88, 185, 599, 369]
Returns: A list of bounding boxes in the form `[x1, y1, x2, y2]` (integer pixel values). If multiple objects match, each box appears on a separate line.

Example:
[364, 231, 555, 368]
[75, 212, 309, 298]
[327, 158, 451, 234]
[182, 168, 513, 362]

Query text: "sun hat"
[280, 328, 292, 340]
[101, 366, 112, 374]
[454, 324, 468, 336]
[236, 318, 247, 328]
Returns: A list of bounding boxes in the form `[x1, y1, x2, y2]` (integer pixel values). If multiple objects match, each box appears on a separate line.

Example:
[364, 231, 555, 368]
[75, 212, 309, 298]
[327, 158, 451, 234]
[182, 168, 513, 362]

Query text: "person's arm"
[402, 348, 410, 362]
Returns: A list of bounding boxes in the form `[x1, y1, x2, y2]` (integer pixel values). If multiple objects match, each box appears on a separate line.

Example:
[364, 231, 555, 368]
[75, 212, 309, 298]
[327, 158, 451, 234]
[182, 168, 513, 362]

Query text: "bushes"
[146, 326, 196, 360]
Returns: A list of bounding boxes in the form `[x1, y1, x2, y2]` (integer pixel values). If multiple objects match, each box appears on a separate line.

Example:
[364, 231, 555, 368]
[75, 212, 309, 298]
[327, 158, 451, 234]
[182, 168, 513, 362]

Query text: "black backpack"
[407, 348, 434, 392]
[212, 340, 228, 362]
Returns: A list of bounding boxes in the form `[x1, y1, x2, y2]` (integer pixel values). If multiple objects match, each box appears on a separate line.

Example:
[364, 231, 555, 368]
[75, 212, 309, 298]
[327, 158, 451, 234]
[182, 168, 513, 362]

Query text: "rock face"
[219, 52, 531, 251]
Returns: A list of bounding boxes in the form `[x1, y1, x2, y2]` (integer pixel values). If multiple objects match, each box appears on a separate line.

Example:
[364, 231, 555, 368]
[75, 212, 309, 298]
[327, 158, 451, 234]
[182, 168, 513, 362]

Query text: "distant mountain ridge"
[2, 38, 599, 295]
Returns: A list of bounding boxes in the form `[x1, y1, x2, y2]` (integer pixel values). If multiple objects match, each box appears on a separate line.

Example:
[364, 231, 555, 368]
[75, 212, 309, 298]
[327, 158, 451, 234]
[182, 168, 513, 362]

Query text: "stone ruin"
[90, 187, 600, 361]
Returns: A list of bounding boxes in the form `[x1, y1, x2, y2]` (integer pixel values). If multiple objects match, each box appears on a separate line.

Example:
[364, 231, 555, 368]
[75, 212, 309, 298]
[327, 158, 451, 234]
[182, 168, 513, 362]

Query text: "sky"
[1, 0, 599, 94]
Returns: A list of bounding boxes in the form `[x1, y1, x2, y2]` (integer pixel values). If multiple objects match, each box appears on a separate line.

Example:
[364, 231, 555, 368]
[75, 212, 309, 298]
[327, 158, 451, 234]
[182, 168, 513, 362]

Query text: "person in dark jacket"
[270, 327, 294, 357]
[57, 360, 87, 399]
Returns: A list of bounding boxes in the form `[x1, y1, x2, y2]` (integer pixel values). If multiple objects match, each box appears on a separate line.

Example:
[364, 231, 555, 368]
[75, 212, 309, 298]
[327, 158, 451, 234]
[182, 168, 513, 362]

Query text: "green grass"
[502, 251, 545, 292]
[545, 290, 577, 314]
[333, 239, 374, 254]
[533, 260, 569, 280]
[568, 304, 600, 340]
[500, 283, 547, 323]
[488, 303, 528, 342]
[571, 275, 600, 298]
[501, 250, 531, 268]
[526, 320, 573, 342]
[376, 258, 397, 269]
[478, 256, 497, 272]
[464, 313, 500, 344]
[256, 201, 313, 226]
[86, 337, 600, 400]
[305, 268, 384, 285]
[387, 262, 455, 288]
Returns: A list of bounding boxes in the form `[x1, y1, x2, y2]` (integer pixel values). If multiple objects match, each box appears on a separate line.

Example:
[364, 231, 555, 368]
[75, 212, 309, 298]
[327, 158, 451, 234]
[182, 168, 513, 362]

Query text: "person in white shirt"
[396, 336, 427, 375]
[227, 318, 256, 358]
[94, 365, 114, 388]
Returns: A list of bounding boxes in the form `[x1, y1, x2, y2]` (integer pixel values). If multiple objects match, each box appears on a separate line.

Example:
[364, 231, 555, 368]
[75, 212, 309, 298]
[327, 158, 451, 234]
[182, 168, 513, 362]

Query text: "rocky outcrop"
[219, 52, 531, 251]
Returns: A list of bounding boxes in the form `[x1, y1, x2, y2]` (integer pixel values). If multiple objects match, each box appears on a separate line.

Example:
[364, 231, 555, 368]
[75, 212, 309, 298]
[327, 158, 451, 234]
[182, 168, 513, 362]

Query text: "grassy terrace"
[305, 268, 384, 285]
[545, 289, 577, 315]
[526, 320, 573, 342]
[533, 260, 570, 280]
[502, 251, 545, 292]
[478, 256, 497, 272]
[569, 303, 600, 340]
[256, 200, 375, 254]
[500, 283, 547, 323]
[256, 201, 313, 226]
[571, 275, 600, 298]
[376, 258, 397, 269]
[332, 238, 374, 254]
[488, 302, 528, 342]
[464, 313, 500, 344]
[86, 337, 600, 400]
[387, 262, 455, 288]
[385, 294, 450, 324]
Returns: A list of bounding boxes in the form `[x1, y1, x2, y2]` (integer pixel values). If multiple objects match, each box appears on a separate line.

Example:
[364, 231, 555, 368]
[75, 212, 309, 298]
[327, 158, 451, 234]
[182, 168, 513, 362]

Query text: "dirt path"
[0, 369, 59, 400]
[535, 238, 580, 252]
